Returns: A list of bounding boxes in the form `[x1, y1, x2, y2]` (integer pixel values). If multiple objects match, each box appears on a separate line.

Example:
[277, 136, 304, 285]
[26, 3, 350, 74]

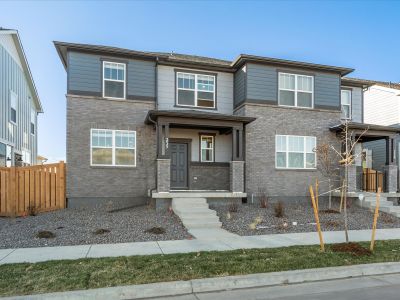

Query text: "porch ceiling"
[330, 122, 400, 138]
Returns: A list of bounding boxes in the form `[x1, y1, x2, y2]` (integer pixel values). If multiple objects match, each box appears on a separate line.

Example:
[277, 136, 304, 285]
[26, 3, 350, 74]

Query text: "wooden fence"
[0, 161, 66, 217]
[363, 168, 384, 193]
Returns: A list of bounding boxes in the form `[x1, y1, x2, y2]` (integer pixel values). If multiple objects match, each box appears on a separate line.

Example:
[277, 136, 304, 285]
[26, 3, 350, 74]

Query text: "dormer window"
[278, 72, 314, 108]
[341, 89, 352, 119]
[103, 62, 126, 99]
[176, 72, 215, 108]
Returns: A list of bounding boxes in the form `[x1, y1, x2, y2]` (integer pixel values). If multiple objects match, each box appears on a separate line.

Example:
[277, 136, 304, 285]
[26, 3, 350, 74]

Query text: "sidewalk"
[1, 228, 400, 265]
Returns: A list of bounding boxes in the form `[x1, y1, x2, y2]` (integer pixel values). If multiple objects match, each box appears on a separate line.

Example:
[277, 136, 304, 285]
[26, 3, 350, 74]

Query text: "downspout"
[149, 56, 159, 197]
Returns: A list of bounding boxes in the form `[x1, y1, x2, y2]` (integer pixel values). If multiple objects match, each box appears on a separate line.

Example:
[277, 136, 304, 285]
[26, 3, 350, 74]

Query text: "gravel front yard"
[215, 201, 400, 236]
[0, 205, 191, 249]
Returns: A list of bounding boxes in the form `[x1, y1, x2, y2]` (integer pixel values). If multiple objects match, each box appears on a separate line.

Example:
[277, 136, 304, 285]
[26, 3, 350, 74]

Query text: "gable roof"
[0, 28, 43, 112]
[343, 77, 400, 90]
[54, 41, 354, 75]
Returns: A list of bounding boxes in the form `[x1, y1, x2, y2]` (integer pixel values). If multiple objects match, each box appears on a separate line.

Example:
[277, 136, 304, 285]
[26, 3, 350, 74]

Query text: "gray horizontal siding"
[157, 65, 234, 114]
[314, 73, 340, 109]
[68, 51, 156, 99]
[246, 63, 277, 103]
[234, 66, 246, 107]
[243, 63, 341, 110]
[0, 44, 37, 164]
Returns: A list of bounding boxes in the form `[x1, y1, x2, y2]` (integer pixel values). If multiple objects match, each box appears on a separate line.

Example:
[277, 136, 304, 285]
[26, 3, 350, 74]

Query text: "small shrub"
[258, 188, 269, 208]
[228, 201, 239, 213]
[36, 231, 56, 239]
[27, 205, 38, 216]
[94, 228, 111, 235]
[324, 220, 341, 228]
[145, 227, 166, 234]
[274, 201, 285, 218]
[320, 209, 340, 214]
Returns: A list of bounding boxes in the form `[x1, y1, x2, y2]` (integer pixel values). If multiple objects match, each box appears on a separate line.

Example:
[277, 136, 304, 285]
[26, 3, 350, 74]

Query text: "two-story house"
[54, 41, 399, 211]
[0, 28, 43, 167]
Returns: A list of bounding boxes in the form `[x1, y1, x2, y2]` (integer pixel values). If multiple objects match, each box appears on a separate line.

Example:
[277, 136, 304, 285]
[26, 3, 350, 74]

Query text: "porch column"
[156, 123, 170, 192]
[157, 123, 170, 158]
[347, 165, 358, 193]
[385, 137, 398, 193]
[231, 126, 244, 193]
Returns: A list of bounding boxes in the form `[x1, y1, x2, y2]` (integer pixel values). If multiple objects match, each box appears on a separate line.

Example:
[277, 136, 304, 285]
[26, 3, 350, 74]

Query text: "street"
[153, 273, 400, 300]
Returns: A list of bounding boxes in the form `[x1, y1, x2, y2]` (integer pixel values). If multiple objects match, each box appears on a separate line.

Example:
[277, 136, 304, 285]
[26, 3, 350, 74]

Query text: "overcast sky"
[2, 0, 399, 162]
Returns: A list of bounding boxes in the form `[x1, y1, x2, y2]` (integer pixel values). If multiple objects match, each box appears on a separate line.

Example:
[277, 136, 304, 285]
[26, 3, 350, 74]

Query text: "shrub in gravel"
[274, 201, 285, 218]
[145, 227, 166, 234]
[27, 206, 38, 217]
[228, 202, 239, 213]
[94, 229, 111, 235]
[36, 231, 56, 239]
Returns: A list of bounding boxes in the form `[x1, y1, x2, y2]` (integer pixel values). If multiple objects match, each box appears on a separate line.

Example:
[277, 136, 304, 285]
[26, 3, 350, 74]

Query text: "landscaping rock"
[215, 202, 400, 236]
[0, 205, 190, 249]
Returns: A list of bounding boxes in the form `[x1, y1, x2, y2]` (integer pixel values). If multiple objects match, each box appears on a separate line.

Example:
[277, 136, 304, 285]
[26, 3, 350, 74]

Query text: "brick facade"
[66, 95, 156, 207]
[238, 103, 341, 201]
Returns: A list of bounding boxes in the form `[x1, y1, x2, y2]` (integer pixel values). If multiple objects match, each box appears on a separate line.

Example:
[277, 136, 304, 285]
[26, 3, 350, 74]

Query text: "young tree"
[332, 120, 368, 242]
[314, 140, 340, 209]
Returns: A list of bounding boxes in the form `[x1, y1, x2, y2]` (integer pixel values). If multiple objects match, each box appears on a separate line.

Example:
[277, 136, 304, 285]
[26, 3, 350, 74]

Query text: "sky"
[1, 0, 400, 162]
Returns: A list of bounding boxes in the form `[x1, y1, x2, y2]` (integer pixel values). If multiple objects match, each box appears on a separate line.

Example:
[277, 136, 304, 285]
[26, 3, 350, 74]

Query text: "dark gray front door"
[170, 143, 188, 189]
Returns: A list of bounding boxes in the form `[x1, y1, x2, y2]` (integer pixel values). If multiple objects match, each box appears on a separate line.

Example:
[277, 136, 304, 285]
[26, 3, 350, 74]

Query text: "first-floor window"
[200, 135, 214, 162]
[91, 129, 136, 166]
[22, 149, 31, 165]
[276, 135, 316, 169]
[0, 143, 6, 167]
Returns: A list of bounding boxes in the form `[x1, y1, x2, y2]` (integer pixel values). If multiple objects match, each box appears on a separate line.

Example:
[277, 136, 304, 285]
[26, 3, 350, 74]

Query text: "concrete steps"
[356, 194, 400, 219]
[172, 197, 222, 231]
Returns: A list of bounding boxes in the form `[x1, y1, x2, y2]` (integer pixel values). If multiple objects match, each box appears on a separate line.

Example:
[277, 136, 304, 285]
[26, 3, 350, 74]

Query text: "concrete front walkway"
[1, 228, 400, 265]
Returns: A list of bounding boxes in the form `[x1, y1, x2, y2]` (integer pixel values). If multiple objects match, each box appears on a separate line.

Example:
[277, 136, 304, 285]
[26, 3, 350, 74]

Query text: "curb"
[5, 262, 400, 299]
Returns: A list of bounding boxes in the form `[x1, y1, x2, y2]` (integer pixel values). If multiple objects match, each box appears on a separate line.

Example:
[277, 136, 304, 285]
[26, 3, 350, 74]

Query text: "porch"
[330, 122, 400, 193]
[145, 110, 255, 198]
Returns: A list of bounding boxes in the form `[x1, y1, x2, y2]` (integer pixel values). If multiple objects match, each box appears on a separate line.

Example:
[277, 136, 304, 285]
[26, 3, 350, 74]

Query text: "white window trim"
[275, 135, 317, 170]
[102, 61, 126, 100]
[278, 72, 314, 109]
[200, 135, 214, 162]
[90, 129, 136, 167]
[10, 90, 17, 125]
[341, 89, 352, 120]
[176, 72, 216, 109]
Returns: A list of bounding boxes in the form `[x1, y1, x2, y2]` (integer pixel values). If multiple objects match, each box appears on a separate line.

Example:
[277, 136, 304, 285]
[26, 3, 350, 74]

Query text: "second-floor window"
[177, 72, 215, 108]
[341, 89, 352, 119]
[279, 73, 314, 108]
[103, 62, 126, 99]
[10, 91, 17, 124]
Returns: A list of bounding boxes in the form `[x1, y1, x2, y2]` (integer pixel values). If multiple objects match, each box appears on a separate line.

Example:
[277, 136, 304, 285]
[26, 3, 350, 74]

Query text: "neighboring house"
[342, 78, 400, 191]
[0, 28, 43, 167]
[54, 41, 399, 209]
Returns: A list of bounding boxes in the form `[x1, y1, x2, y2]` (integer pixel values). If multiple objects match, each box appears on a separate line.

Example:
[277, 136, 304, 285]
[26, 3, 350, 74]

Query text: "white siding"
[364, 86, 400, 126]
[157, 65, 234, 114]
[0, 34, 22, 69]
[169, 128, 232, 162]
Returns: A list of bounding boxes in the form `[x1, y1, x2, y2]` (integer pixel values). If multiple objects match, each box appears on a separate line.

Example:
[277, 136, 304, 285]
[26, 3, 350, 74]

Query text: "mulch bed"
[331, 242, 372, 256]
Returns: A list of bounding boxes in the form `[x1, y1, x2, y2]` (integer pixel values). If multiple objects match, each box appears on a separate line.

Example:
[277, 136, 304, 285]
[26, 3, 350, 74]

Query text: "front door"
[170, 143, 188, 189]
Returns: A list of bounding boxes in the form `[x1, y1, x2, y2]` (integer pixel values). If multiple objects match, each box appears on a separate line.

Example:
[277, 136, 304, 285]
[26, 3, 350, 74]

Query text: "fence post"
[59, 161, 66, 208]
[9, 167, 16, 216]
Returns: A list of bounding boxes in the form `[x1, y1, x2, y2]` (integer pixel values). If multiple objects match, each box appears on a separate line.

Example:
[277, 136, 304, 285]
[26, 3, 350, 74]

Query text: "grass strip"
[1, 240, 400, 297]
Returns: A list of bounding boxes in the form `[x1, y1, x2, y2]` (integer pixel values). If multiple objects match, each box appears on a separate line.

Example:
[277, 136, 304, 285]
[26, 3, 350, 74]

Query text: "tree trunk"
[328, 178, 332, 209]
